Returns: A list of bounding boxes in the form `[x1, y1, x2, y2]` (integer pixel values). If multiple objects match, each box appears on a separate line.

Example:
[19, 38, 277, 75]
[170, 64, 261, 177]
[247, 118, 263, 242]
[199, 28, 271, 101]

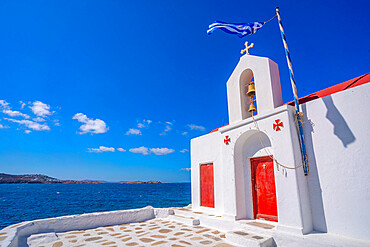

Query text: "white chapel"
[190, 53, 370, 241]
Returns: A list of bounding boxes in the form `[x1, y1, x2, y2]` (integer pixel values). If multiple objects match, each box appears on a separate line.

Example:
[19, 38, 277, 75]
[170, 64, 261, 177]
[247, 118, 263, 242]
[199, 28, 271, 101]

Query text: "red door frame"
[200, 163, 215, 208]
[250, 156, 278, 222]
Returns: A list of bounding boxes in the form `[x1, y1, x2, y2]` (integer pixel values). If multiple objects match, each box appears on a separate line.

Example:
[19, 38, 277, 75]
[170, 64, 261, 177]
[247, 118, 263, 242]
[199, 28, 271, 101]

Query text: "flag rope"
[275, 7, 309, 176]
[265, 15, 276, 24]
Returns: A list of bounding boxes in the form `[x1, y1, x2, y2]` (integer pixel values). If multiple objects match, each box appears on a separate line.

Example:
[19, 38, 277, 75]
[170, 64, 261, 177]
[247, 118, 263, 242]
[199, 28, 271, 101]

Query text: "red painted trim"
[287, 72, 370, 106]
[250, 156, 278, 222]
[200, 163, 215, 208]
[256, 213, 278, 222]
[210, 73, 370, 133]
[210, 124, 229, 133]
[251, 161, 258, 219]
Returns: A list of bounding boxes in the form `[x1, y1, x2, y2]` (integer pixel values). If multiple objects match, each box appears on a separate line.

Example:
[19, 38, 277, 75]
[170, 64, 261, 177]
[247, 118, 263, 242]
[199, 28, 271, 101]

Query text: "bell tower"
[226, 54, 283, 124]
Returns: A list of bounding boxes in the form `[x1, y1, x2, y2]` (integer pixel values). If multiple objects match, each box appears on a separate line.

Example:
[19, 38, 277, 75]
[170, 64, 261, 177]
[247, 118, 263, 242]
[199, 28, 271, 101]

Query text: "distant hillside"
[121, 181, 161, 184]
[0, 173, 101, 184]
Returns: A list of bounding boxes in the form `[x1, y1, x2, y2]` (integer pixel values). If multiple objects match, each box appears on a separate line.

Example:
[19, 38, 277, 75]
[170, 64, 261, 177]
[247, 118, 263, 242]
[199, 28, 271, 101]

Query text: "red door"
[251, 156, 278, 222]
[200, 163, 214, 208]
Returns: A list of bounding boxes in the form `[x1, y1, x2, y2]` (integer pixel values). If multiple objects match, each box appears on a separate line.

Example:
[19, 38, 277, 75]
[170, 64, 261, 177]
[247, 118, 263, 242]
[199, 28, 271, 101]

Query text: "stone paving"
[27, 218, 236, 247]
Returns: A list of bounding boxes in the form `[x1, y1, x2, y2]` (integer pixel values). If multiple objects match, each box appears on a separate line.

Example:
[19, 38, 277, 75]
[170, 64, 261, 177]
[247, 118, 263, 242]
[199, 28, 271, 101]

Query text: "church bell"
[248, 99, 257, 113]
[246, 81, 256, 97]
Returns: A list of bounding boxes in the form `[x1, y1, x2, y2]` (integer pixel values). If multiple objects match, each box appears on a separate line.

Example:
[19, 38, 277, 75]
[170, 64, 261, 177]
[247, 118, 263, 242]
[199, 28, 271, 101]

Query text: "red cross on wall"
[224, 136, 231, 145]
[273, 119, 283, 131]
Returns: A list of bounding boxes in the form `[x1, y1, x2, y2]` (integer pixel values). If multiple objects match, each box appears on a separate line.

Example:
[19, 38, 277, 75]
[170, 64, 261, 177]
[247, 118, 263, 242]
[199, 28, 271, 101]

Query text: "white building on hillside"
[190, 54, 370, 241]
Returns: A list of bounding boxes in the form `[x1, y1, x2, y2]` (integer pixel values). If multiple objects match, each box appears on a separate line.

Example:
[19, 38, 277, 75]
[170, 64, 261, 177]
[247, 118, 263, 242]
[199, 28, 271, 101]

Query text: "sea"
[0, 183, 191, 230]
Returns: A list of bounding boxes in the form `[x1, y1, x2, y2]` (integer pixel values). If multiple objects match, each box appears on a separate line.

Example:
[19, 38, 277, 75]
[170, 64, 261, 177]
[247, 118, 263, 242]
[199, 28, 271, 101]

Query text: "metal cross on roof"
[241, 41, 254, 55]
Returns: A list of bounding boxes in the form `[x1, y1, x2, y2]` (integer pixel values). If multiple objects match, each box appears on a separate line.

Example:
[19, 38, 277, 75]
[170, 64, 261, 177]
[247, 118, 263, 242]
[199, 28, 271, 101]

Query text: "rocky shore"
[121, 181, 161, 184]
[0, 173, 100, 184]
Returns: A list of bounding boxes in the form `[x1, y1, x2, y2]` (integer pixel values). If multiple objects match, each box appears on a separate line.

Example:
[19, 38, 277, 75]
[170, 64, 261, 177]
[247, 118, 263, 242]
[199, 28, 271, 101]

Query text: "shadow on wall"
[323, 95, 355, 147]
[299, 96, 355, 233]
[301, 104, 327, 233]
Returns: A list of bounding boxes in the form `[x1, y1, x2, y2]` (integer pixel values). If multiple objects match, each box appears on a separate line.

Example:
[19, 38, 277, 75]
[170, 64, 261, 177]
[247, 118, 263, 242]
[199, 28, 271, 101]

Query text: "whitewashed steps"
[167, 214, 200, 226]
[226, 230, 275, 247]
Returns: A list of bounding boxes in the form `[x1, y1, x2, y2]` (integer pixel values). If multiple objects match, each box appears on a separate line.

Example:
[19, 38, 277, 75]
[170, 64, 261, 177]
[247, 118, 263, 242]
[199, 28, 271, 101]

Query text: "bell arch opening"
[233, 130, 273, 220]
[239, 69, 257, 120]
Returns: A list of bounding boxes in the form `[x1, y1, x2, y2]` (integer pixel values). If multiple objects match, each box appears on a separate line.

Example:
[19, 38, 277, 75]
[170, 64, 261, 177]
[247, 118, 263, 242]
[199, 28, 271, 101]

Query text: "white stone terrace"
[0, 206, 368, 247]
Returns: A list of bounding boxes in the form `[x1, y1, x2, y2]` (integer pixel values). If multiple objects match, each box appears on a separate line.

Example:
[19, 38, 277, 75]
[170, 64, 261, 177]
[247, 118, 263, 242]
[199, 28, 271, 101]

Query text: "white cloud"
[181, 132, 188, 135]
[20, 101, 26, 109]
[187, 124, 205, 131]
[73, 113, 108, 134]
[1, 100, 58, 132]
[87, 146, 115, 153]
[30, 101, 53, 117]
[2, 109, 30, 119]
[0, 100, 10, 109]
[180, 168, 191, 172]
[150, 148, 175, 155]
[129, 146, 150, 155]
[5, 118, 50, 131]
[126, 128, 141, 135]
[137, 119, 152, 128]
[33, 117, 46, 122]
[180, 149, 189, 153]
[54, 120, 61, 126]
[129, 146, 175, 155]
[0, 100, 29, 119]
[0, 123, 9, 129]
[117, 148, 126, 152]
[160, 121, 173, 135]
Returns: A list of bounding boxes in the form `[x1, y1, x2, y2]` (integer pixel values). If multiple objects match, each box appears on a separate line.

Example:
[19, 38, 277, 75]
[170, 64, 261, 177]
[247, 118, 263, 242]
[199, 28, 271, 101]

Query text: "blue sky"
[0, 0, 368, 182]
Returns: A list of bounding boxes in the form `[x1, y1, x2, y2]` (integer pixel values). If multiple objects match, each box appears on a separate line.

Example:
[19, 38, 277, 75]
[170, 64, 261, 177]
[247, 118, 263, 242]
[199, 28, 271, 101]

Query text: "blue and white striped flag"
[207, 21, 265, 38]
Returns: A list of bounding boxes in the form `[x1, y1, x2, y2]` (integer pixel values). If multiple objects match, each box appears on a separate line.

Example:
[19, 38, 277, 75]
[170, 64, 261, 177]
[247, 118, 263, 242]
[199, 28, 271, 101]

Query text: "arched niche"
[239, 69, 255, 120]
[233, 130, 273, 220]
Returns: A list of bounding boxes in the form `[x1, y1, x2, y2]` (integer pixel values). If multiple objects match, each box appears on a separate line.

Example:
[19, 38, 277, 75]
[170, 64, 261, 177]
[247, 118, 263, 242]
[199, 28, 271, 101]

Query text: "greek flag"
[207, 21, 265, 38]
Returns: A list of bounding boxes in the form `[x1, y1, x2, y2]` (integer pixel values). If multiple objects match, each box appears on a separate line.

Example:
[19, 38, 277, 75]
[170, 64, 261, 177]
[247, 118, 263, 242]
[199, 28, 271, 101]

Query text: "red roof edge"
[210, 73, 370, 133]
[287, 72, 370, 106]
[210, 124, 229, 133]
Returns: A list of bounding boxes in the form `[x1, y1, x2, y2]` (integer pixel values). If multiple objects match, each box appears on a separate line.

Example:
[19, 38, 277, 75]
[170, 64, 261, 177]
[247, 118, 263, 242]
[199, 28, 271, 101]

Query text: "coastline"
[0, 173, 163, 184]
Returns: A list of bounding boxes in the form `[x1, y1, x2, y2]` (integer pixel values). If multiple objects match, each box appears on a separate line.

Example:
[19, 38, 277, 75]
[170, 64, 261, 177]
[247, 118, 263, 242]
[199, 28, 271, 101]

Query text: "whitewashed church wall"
[219, 105, 313, 234]
[226, 55, 283, 124]
[303, 83, 370, 240]
[278, 107, 313, 235]
[191, 131, 223, 215]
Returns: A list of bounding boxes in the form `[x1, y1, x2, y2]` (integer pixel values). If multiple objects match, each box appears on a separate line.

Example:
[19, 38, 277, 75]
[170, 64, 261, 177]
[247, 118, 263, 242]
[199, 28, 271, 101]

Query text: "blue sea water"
[0, 183, 191, 230]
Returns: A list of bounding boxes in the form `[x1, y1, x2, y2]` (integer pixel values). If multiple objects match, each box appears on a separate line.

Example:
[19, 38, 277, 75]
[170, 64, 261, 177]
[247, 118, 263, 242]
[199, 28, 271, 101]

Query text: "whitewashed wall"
[226, 55, 283, 124]
[0, 207, 159, 247]
[191, 105, 314, 235]
[191, 52, 370, 241]
[191, 131, 224, 215]
[303, 83, 370, 240]
[191, 54, 313, 234]
[219, 106, 313, 234]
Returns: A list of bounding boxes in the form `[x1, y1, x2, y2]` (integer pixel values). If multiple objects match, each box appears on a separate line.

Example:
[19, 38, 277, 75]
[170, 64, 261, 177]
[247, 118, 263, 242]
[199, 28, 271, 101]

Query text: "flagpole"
[275, 7, 309, 176]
